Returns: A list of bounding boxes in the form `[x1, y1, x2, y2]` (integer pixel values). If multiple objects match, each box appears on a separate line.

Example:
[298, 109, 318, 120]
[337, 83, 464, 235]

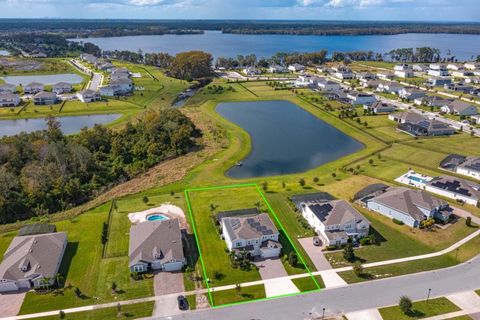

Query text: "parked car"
[177, 295, 189, 310]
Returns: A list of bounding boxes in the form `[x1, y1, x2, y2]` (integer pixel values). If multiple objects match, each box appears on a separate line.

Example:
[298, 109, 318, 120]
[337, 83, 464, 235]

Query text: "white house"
[428, 64, 450, 77]
[377, 71, 395, 80]
[356, 72, 376, 81]
[456, 157, 480, 181]
[318, 79, 341, 92]
[220, 210, 282, 259]
[128, 219, 186, 273]
[77, 89, 101, 103]
[268, 65, 287, 73]
[452, 70, 474, 78]
[394, 64, 414, 78]
[288, 64, 305, 72]
[243, 66, 261, 76]
[33, 92, 58, 105]
[399, 88, 426, 101]
[447, 64, 463, 70]
[426, 176, 480, 206]
[471, 115, 480, 125]
[332, 65, 355, 80]
[464, 62, 480, 70]
[378, 82, 404, 95]
[0, 93, 21, 107]
[52, 82, 72, 94]
[347, 91, 376, 105]
[23, 82, 44, 95]
[365, 101, 396, 113]
[0, 83, 16, 93]
[0, 232, 67, 293]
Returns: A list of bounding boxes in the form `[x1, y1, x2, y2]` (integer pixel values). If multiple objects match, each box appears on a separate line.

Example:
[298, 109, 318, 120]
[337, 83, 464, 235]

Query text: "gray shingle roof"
[222, 213, 278, 241]
[307, 200, 369, 227]
[129, 219, 184, 267]
[0, 232, 67, 282]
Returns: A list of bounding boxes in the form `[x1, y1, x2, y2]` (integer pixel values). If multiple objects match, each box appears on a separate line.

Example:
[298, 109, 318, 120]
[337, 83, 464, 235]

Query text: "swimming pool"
[147, 214, 169, 222]
[408, 176, 427, 184]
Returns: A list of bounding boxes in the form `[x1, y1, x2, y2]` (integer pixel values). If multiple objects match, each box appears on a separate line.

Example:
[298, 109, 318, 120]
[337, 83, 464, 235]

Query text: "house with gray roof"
[23, 82, 44, 95]
[0, 232, 67, 293]
[365, 187, 452, 227]
[399, 88, 427, 101]
[0, 83, 16, 93]
[440, 100, 478, 116]
[300, 199, 370, 246]
[364, 101, 396, 114]
[0, 93, 20, 107]
[77, 89, 100, 103]
[33, 91, 58, 105]
[129, 219, 185, 273]
[425, 176, 480, 206]
[52, 82, 72, 95]
[456, 157, 480, 181]
[220, 211, 282, 259]
[414, 95, 453, 107]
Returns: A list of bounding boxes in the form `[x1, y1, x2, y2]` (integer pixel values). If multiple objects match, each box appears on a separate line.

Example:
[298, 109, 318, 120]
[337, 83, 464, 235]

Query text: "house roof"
[222, 213, 278, 241]
[290, 192, 335, 209]
[427, 176, 480, 200]
[425, 119, 454, 134]
[78, 89, 99, 97]
[0, 83, 16, 89]
[440, 154, 467, 170]
[353, 183, 390, 201]
[33, 91, 57, 99]
[53, 82, 71, 88]
[129, 219, 184, 267]
[25, 82, 43, 87]
[0, 93, 19, 100]
[391, 111, 426, 124]
[307, 200, 369, 227]
[216, 208, 261, 223]
[447, 100, 477, 113]
[369, 187, 447, 222]
[0, 232, 67, 282]
[369, 101, 395, 111]
[458, 157, 480, 173]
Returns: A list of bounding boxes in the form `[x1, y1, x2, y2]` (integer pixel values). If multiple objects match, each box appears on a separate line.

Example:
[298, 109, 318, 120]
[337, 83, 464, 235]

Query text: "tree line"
[0, 109, 200, 224]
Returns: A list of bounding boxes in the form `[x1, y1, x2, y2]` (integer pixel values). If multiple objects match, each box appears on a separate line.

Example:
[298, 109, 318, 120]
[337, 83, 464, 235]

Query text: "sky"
[0, 0, 479, 21]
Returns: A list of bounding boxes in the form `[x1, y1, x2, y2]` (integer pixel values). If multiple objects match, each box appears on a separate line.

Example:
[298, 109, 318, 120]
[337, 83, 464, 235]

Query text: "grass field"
[379, 297, 460, 320]
[211, 284, 266, 306]
[29, 302, 155, 320]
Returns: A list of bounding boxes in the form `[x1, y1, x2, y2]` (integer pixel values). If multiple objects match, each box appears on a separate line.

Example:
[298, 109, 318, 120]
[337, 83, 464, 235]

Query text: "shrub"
[399, 296, 413, 314]
[353, 261, 363, 277]
[288, 251, 298, 267]
[466, 216, 472, 227]
[326, 245, 337, 251]
[393, 218, 404, 225]
[343, 242, 355, 262]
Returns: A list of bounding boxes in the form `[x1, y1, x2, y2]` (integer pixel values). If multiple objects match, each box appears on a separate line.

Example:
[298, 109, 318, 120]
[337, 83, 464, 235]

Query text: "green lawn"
[186, 295, 197, 310]
[211, 284, 266, 306]
[291, 275, 324, 291]
[338, 228, 480, 283]
[29, 301, 154, 320]
[379, 297, 460, 320]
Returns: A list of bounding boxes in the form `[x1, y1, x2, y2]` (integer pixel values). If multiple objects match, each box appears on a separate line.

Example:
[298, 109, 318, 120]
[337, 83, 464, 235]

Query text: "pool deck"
[395, 170, 434, 189]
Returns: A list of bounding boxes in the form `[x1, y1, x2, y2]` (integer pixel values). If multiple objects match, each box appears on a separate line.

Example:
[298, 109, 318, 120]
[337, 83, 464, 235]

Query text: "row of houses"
[389, 111, 455, 136]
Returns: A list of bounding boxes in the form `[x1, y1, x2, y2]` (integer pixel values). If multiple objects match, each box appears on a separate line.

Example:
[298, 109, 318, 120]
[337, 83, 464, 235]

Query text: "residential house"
[295, 74, 321, 88]
[471, 115, 480, 125]
[428, 64, 450, 77]
[413, 64, 428, 72]
[452, 70, 474, 78]
[326, 89, 351, 103]
[389, 111, 426, 124]
[76, 89, 101, 103]
[295, 197, 370, 246]
[394, 64, 414, 78]
[389, 112, 454, 136]
[414, 96, 453, 108]
[425, 176, 480, 206]
[362, 80, 385, 89]
[268, 65, 287, 73]
[80, 53, 98, 64]
[427, 77, 452, 87]
[33, 91, 58, 105]
[377, 71, 395, 80]
[318, 79, 341, 92]
[447, 64, 463, 70]
[0, 93, 21, 107]
[465, 77, 480, 84]
[364, 101, 396, 113]
[456, 157, 480, 181]
[440, 100, 478, 116]
[399, 88, 427, 101]
[332, 65, 355, 80]
[0, 83, 16, 93]
[356, 72, 376, 81]
[364, 187, 452, 227]
[464, 62, 480, 70]
[378, 82, 404, 95]
[52, 82, 72, 95]
[0, 232, 67, 293]
[347, 91, 376, 105]
[23, 82, 44, 95]
[288, 64, 305, 72]
[444, 83, 474, 93]
[128, 219, 185, 273]
[100, 79, 133, 96]
[243, 66, 261, 76]
[219, 209, 282, 259]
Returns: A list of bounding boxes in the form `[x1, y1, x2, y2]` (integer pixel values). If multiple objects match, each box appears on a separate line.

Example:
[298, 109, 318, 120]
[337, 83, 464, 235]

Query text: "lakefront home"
[362, 186, 452, 228]
[0, 83, 16, 93]
[23, 82, 44, 95]
[76, 89, 101, 103]
[0, 232, 67, 293]
[318, 79, 341, 92]
[441, 155, 480, 181]
[428, 64, 450, 77]
[288, 63, 305, 72]
[364, 101, 396, 113]
[332, 65, 355, 80]
[389, 112, 455, 136]
[128, 219, 186, 273]
[293, 194, 370, 246]
[33, 91, 58, 105]
[394, 64, 414, 78]
[52, 82, 72, 94]
[218, 208, 282, 259]
[347, 91, 376, 105]
[0, 93, 21, 107]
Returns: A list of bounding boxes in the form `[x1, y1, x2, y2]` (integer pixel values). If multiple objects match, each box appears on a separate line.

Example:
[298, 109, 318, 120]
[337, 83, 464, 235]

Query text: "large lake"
[216, 100, 363, 178]
[1, 73, 84, 86]
[0, 114, 122, 137]
[71, 31, 480, 60]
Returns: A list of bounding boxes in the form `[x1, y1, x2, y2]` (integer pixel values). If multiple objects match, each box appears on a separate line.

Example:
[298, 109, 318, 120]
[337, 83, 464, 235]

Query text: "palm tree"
[55, 273, 64, 288]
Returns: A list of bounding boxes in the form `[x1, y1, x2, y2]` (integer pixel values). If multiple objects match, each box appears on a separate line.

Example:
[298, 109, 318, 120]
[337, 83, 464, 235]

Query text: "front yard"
[379, 297, 460, 320]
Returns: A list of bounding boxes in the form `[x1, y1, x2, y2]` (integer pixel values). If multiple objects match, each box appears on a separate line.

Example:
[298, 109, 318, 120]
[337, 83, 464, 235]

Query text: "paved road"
[157, 256, 480, 320]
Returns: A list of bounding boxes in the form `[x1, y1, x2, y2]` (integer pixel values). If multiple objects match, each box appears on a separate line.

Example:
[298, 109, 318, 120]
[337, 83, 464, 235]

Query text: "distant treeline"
[0, 19, 480, 37]
[0, 109, 200, 224]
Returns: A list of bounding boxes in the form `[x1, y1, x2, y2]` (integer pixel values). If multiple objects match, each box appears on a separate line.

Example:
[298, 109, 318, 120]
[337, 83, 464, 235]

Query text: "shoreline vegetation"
[1, 20, 480, 39]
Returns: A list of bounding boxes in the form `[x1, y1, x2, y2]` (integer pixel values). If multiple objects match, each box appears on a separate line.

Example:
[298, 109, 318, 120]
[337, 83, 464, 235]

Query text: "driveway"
[0, 291, 26, 317]
[447, 291, 480, 319]
[298, 237, 333, 271]
[253, 258, 299, 298]
[152, 272, 185, 317]
[346, 309, 383, 320]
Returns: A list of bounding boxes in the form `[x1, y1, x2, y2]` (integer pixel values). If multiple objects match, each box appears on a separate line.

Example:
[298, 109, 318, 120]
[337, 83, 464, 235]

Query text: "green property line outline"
[184, 183, 321, 309]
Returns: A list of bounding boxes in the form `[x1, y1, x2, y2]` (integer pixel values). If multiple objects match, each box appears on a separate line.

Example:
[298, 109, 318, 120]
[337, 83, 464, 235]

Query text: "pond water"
[71, 31, 480, 60]
[1, 73, 84, 86]
[0, 114, 122, 137]
[216, 100, 363, 178]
